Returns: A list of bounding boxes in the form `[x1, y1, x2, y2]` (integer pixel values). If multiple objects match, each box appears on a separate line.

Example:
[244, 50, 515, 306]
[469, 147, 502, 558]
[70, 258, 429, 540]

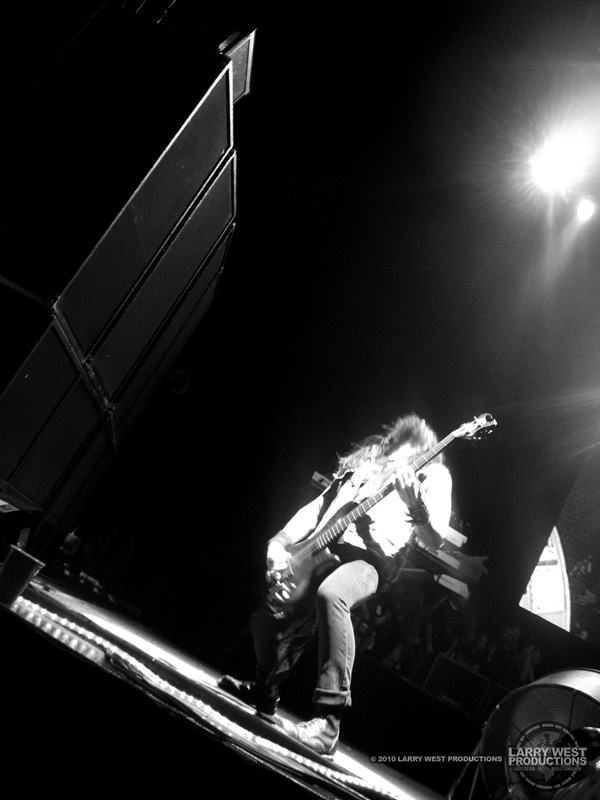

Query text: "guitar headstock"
[455, 413, 497, 441]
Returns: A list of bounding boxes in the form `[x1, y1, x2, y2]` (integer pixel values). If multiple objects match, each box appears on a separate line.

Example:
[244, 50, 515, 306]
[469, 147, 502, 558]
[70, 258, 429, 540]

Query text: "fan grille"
[479, 669, 600, 799]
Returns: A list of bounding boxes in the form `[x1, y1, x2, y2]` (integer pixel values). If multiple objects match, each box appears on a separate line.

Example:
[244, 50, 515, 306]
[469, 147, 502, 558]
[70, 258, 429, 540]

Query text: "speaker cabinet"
[53, 66, 233, 357]
[80, 152, 235, 402]
[0, 323, 109, 513]
[109, 222, 235, 443]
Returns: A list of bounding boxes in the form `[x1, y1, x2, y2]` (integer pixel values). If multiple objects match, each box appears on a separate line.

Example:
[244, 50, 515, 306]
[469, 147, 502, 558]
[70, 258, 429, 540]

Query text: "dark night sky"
[4, 2, 600, 646]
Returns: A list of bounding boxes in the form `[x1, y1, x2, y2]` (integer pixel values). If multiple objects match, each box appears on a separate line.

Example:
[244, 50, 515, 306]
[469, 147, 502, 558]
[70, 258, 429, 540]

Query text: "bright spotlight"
[529, 129, 592, 195]
[576, 197, 596, 222]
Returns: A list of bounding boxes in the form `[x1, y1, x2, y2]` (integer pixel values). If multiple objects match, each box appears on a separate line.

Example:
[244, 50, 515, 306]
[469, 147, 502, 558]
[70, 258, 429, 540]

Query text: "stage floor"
[5, 572, 452, 800]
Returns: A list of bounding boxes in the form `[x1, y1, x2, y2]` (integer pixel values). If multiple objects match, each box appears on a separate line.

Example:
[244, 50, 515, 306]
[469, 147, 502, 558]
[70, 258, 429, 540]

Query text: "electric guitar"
[265, 413, 497, 619]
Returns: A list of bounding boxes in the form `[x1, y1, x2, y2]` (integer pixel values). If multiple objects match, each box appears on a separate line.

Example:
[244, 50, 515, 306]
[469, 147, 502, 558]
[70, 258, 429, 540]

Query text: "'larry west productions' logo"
[507, 721, 588, 792]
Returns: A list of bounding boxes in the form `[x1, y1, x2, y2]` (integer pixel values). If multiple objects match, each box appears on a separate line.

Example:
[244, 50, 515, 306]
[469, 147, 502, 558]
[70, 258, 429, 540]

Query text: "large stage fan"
[475, 669, 600, 799]
[449, 670, 600, 798]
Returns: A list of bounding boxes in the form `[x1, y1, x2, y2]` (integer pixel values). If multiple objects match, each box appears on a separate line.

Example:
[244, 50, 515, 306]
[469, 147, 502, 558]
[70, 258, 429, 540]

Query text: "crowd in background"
[353, 583, 543, 694]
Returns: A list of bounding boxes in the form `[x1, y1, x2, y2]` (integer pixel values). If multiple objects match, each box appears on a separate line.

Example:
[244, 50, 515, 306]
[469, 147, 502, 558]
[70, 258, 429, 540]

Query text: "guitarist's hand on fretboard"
[393, 465, 423, 508]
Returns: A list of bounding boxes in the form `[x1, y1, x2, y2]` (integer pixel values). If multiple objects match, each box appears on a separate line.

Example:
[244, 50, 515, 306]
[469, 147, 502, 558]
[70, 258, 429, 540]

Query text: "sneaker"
[281, 716, 340, 757]
[217, 675, 278, 716]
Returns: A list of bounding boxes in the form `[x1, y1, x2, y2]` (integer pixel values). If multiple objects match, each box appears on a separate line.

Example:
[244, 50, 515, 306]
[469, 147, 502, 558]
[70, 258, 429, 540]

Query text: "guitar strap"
[324, 470, 394, 582]
[310, 471, 354, 532]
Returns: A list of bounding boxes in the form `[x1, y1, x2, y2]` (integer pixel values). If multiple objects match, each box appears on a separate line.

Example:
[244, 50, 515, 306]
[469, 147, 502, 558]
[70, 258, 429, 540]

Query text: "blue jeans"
[250, 559, 379, 710]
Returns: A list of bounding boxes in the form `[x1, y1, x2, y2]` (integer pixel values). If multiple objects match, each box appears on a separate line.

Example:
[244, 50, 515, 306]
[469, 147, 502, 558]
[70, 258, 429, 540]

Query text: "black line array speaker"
[53, 73, 234, 356]
[56, 151, 236, 400]
[0, 10, 240, 530]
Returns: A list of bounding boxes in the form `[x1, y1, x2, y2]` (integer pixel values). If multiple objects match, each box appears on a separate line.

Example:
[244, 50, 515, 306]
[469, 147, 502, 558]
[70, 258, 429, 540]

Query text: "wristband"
[408, 503, 430, 526]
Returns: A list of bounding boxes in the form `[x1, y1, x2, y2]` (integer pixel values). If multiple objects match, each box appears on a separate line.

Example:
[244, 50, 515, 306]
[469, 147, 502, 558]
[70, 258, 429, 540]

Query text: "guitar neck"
[311, 430, 458, 553]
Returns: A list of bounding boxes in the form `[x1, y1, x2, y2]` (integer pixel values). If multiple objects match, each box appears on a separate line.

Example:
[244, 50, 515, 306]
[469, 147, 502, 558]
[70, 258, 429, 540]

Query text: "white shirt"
[281, 461, 452, 557]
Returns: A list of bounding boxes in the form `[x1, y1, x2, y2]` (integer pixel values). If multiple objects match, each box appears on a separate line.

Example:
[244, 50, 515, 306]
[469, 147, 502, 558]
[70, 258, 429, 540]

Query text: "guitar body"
[265, 502, 358, 619]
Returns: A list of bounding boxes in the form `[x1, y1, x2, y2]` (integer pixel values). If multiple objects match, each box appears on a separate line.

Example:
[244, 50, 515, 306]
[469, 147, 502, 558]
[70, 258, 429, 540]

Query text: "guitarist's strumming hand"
[266, 540, 290, 580]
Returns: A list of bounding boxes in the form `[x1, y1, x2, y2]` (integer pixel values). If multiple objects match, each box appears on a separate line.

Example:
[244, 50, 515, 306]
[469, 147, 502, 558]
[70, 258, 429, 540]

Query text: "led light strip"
[13, 597, 408, 799]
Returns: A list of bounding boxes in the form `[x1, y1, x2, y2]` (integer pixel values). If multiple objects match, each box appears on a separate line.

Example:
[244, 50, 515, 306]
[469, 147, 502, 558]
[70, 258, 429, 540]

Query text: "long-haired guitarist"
[218, 412, 453, 757]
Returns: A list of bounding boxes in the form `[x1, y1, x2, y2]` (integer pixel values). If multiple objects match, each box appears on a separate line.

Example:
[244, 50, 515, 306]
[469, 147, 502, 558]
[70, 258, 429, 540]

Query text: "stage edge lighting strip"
[12, 597, 410, 800]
